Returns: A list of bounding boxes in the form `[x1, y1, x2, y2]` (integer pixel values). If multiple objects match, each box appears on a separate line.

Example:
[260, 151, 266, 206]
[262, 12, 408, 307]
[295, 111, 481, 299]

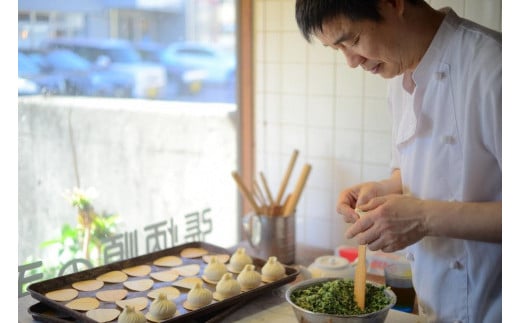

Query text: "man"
[295, 1, 501, 322]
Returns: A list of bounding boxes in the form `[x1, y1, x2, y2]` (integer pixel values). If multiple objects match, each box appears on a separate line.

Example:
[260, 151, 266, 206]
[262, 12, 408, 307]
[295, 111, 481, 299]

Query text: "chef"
[295, 1, 501, 322]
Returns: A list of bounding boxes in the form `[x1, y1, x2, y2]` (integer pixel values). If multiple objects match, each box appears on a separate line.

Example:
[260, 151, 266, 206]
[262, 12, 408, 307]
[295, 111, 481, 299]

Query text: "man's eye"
[351, 34, 360, 46]
[338, 43, 347, 50]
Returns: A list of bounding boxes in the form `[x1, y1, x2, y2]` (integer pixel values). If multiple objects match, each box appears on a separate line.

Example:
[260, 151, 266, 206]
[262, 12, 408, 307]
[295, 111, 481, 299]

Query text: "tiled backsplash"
[253, 0, 502, 250]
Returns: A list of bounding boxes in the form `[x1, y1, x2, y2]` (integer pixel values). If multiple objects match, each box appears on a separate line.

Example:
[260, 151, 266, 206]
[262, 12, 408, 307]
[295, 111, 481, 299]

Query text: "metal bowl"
[285, 277, 396, 323]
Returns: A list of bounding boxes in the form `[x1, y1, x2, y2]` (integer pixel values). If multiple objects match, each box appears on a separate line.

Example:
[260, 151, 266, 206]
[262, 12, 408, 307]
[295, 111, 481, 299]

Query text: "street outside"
[161, 82, 236, 104]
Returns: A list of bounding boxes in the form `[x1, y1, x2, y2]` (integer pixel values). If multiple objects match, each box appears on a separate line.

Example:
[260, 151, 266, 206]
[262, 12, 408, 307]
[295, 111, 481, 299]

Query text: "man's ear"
[380, 0, 406, 17]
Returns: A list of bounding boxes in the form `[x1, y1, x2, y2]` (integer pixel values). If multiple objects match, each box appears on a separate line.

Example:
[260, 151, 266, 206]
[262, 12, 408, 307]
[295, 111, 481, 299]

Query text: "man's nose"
[340, 47, 365, 68]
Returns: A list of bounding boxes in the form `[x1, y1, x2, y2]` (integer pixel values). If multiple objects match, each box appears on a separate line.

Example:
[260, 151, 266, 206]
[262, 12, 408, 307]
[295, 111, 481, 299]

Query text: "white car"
[161, 42, 236, 86]
[45, 38, 167, 99]
[18, 77, 40, 96]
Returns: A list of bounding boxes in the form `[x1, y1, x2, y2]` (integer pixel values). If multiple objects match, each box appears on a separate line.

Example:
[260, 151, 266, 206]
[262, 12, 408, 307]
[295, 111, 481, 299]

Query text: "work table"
[18, 243, 423, 322]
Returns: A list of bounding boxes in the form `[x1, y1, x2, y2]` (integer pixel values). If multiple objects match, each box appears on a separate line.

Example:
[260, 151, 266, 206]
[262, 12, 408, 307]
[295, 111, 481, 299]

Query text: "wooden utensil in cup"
[282, 164, 311, 216]
[275, 149, 299, 206]
[231, 171, 261, 214]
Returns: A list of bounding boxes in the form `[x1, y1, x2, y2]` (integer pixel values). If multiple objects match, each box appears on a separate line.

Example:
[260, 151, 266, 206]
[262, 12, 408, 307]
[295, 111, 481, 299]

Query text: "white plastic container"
[307, 255, 355, 279]
[335, 244, 409, 276]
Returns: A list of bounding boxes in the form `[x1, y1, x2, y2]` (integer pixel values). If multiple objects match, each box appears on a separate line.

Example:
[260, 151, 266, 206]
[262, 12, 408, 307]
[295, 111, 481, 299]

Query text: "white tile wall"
[254, 0, 502, 251]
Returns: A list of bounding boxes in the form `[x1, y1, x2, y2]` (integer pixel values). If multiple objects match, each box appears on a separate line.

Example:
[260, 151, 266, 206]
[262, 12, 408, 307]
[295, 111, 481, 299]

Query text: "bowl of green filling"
[286, 277, 396, 323]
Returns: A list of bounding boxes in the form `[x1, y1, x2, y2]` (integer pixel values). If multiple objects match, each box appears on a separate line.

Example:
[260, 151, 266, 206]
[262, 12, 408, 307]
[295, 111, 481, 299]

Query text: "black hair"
[295, 0, 422, 42]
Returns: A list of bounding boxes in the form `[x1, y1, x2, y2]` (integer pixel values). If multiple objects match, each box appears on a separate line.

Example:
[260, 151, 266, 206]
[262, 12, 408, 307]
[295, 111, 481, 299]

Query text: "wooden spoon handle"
[353, 208, 368, 310]
[354, 244, 367, 310]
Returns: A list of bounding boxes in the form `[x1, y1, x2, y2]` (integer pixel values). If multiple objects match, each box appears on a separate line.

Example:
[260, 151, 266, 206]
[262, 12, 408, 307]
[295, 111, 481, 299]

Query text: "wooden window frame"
[237, 0, 254, 215]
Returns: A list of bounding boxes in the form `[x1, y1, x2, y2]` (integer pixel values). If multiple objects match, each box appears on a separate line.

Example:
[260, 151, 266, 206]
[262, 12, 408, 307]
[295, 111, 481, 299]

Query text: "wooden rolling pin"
[231, 171, 261, 214]
[282, 164, 311, 216]
[275, 149, 299, 206]
[259, 171, 275, 206]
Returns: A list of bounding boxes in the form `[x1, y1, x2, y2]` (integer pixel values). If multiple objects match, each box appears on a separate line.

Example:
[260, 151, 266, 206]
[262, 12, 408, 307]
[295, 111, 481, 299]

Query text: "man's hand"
[346, 194, 428, 252]
[336, 181, 382, 224]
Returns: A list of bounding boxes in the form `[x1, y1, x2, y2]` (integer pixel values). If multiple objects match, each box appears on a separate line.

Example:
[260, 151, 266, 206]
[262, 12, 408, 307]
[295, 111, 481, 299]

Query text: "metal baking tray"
[27, 241, 299, 322]
[28, 302, 75, 323]
[28, 297, 251, 323]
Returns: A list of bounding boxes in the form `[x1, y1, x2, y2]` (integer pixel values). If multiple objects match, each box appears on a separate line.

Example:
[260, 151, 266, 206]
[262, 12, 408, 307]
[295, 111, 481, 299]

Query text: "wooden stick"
[283, 164, 311, 216]
[354, 208, 368, 310]
[275, 149, 299, 206]
[259, 172, 274, 206]
[231, 171, 260, 214]
[281, 193, 292, 216]
[254, 180, 268, 207]
[354, 244, 367, 310]
[252, 187, 263, 208]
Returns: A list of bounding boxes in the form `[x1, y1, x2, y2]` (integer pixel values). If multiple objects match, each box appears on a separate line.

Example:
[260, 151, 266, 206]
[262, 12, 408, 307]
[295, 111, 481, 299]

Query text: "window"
[18, 0, 241, 297]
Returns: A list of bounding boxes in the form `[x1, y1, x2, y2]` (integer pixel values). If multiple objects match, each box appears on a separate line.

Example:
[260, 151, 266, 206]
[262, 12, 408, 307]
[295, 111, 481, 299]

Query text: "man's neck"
[401, 4, 447, 94]
[403, 71, 415, 94]
[403, 3, 446, 71]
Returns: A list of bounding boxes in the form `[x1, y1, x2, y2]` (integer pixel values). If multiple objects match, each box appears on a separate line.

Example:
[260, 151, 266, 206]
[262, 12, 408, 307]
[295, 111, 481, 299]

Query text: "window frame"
[237, 0, 254, 217]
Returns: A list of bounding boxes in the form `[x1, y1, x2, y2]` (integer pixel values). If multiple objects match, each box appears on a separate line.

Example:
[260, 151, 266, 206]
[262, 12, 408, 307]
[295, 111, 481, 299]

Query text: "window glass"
[18, 0, 239, 297]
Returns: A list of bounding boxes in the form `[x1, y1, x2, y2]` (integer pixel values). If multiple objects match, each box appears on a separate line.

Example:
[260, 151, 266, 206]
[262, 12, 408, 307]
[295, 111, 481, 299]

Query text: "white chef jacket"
[387, 8, 501, 323]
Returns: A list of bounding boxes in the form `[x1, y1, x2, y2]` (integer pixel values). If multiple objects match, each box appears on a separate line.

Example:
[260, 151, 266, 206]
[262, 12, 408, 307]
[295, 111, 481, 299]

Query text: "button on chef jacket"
[387, 8, 501, 323]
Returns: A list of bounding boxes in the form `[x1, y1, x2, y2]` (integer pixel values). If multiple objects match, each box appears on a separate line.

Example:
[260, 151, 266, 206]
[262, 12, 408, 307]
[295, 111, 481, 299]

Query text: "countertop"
[18, 243, 424, 322]
[18, 284, 423, 323]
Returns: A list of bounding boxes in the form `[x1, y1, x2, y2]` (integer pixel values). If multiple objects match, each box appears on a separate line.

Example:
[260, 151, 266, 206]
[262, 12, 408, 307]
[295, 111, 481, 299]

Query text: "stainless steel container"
[285, 277, 396, 323]
[242, 212, 295, 264]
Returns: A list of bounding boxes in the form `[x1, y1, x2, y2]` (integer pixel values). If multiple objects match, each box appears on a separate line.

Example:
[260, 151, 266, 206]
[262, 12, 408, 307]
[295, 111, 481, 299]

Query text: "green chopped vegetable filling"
[290, 279, 390, 315]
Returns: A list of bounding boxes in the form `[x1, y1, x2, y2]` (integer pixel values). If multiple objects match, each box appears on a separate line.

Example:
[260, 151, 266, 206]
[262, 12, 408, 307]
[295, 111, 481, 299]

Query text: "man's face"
[314, 12, 409, 79]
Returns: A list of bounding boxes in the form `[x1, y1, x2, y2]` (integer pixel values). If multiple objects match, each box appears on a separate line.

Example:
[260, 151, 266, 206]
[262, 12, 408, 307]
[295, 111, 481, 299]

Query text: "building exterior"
[18, 0, 231, 50]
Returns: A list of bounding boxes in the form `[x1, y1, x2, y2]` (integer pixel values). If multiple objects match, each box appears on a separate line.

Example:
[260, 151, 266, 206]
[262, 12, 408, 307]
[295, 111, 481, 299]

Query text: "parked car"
[44, 38, 167, 99]
[42, 49, 134, 97]
[18, 51, 66, 96]
[18, 77, 41, 96]
[134, 41, 206, 99]
[160, 42, 236, 87]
